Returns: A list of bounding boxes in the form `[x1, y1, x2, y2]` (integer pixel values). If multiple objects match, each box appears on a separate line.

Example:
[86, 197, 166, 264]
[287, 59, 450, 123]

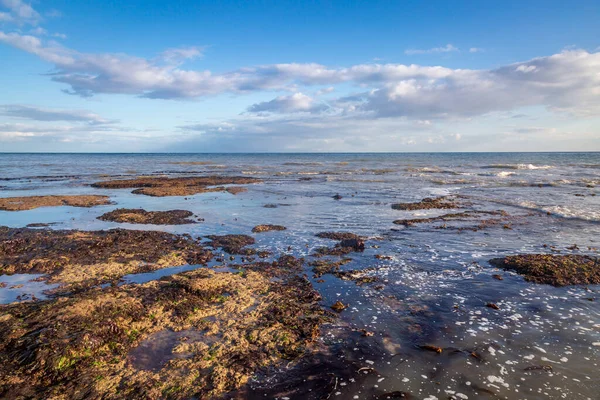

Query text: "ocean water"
[0, 152, 599, 399]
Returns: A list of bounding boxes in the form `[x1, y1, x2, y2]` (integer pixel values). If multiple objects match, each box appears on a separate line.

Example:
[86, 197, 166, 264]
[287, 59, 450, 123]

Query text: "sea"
[0, 152, 599, 399]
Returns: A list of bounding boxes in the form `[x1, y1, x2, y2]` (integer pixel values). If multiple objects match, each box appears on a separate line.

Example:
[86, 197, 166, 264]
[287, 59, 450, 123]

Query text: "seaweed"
[0, 195, 111, 211]
[489, 254, 600, 286]
[98, 208, 198, 225]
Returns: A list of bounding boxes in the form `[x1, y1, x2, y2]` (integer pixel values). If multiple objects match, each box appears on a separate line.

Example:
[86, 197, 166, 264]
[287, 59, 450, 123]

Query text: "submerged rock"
[98, 208, 198, 225]
[0, 195, 111, 211]
[489, 254, 600, 286]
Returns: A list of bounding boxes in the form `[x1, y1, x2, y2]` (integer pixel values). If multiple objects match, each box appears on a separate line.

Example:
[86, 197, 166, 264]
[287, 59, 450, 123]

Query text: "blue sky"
[0, 0, 599, 152]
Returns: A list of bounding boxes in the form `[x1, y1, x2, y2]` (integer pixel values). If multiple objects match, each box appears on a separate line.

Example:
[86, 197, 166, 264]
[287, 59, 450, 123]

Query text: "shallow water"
[0, 152, 599, 399]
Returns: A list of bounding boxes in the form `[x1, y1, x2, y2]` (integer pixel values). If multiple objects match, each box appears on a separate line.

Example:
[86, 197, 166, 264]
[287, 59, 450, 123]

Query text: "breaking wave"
[482, 164, 554, 170]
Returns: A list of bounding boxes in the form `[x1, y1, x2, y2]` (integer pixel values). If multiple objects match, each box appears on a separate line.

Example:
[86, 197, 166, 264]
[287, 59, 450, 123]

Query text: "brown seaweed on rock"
[0, 226, 212, 293]
[391, 196, 459, 211]
[0, 268, 331, 399]
[252, 224, 287, 233]
[205, 234, 256, 255]
[0, 195, 111, 211]
[312, 232, 366, 257]
[489, 254, 600, 286]
[91, 176, 261, 197]
[98, 208, 198, 225]
[393, 210, 508, 226]
[316, 232, 363, 241]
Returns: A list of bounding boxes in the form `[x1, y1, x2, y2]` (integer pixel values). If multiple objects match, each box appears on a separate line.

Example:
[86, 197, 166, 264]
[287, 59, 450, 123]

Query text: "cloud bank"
[1, 30, 598, 122]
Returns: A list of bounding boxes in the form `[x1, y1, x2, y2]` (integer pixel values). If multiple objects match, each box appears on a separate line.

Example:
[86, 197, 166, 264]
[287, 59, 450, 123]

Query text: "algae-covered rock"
[0, 195, 111, 211]
[391, 196, 459, 211]
[252, 224, 287, 233]
[0, 226, 212, 292]
[98, 208, 197, 225]
[489, 254, 600, 286]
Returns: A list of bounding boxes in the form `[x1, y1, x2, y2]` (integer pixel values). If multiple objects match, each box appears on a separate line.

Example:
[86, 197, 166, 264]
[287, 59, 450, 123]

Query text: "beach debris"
[332, 194, 343, 200]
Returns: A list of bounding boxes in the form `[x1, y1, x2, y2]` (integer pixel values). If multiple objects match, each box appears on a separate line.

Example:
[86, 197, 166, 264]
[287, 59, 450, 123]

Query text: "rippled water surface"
[1, 152, 599, 399]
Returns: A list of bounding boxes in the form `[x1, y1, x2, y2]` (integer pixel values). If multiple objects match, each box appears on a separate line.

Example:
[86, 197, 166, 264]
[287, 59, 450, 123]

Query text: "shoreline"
[1, 154, 599, 399]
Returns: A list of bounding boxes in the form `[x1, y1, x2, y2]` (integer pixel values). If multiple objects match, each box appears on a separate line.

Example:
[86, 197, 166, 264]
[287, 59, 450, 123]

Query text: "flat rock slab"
[98, 208, 198, 225]
[391, 196, 459, 211]
[0, 195, 111, 211]
[490, 254, 600, 286]
[91, 176, 261, 197]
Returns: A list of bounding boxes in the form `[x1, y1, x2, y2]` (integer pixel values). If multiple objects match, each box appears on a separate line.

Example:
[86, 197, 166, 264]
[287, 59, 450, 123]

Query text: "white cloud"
[316, 86, 335, 96]
[1, 31, 599, 121]
[0, 11, 13, 21]
[469, 47, 484, 53]
[158, 46, 204, 65]
[29, 26, 46, 35]
[0, 0, 40, 25]
[347, 50, 600, 118]
[248, 93, 328, 114]
[405, 44, 459, 55]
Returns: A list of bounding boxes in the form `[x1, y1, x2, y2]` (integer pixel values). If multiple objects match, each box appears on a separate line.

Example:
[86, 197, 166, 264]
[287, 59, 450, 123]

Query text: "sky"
[0, 0, 599, 152]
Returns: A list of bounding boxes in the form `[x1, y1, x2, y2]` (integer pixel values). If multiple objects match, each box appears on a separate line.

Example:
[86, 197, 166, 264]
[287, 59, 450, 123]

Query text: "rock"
[330, 301, 347, 312]
[339, 238, 365, 251]
[252, 224, 287, 233]
[490, 254, 600, 286]
[97, 208, 197, 225]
